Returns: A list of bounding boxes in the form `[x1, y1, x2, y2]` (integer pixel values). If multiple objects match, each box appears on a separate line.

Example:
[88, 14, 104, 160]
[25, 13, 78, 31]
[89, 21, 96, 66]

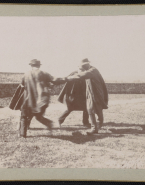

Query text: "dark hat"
[29, 59, 42, 66]
[79, 58, 90, 66]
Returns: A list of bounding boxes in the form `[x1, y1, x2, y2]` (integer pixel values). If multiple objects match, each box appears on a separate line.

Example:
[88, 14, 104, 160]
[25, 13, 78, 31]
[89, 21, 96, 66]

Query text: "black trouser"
[88, 104, 104, 131]
[19, 105, 52, 137]
[58, 109, 89, 125]
[58, 106, 103, 130]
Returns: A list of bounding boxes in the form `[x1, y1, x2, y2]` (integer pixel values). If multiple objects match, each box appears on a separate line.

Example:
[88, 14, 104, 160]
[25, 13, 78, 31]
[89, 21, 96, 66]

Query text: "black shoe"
[87, 130, 98, 136]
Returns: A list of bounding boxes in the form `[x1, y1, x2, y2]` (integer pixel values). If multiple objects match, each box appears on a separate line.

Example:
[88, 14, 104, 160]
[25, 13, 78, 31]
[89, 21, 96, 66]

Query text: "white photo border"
[0, 4, 145, 181]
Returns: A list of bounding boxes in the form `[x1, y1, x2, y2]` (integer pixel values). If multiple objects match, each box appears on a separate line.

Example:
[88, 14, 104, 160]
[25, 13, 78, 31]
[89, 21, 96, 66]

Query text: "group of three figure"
[9, 58, 108, 138]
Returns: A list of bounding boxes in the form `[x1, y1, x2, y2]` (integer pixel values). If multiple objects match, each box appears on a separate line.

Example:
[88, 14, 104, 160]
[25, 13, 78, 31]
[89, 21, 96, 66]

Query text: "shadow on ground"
[29, 125, 89, 131]
[103, 122, 145, 135]
[28, 122, 145, 144]
[29, 128, 48, 131]
[49, 132, 125, 144]
[28, 133, 124, 144]
[59, 122, 145, 135]
[58, 125, 89, 131]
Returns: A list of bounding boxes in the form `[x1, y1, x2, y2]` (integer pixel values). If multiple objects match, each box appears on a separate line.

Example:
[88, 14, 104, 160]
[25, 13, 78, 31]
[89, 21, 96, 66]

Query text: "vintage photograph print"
[0, 4, 145, 181]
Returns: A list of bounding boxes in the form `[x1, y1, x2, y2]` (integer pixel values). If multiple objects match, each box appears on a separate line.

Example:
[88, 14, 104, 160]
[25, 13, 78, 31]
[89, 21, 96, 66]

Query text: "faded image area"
[0, 15, 145, 169]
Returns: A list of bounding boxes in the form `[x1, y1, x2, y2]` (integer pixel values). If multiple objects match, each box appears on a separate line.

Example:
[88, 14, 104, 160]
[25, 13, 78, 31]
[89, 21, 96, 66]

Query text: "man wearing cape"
[58, 69, 90, 127]
[10, 59, 67, 138]
[58, 58, 108, 135]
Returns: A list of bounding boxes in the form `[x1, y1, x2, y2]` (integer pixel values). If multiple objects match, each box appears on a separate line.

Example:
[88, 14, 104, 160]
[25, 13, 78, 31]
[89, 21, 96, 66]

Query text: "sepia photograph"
[0, 4, 145, 181]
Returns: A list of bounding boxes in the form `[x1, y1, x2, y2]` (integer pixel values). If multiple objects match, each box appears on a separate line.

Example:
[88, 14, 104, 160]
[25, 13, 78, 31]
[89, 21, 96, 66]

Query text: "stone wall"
[0, 83, 145, 99]
[1, 72, 145, 107]
[0, 83, 65, 98]
[0, 82, 145, 107]
[0, 72, 24, 83]
[1, 72, 145, 95]
[106, 83, 145, 94]
[0, 83, 19, 98]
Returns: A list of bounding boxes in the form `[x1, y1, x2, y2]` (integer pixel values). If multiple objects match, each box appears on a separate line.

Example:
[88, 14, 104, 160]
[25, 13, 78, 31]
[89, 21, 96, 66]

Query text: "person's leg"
[58, 109, 71, 124]
[35, 115, 53, 129]
[19, 108, 31, 138]
[87, 113, 98, 135]
[96, 108, 104, 129]
[35, 106, 53, 129]
[82, 110, 91, 127]
[27, 115, 33, 129]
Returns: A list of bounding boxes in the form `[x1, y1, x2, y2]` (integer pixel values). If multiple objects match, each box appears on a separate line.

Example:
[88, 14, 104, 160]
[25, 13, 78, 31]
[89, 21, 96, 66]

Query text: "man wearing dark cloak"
[58, 58, 108, 135]
[16, 59, 66, 138]
[58, 68, 90, 127]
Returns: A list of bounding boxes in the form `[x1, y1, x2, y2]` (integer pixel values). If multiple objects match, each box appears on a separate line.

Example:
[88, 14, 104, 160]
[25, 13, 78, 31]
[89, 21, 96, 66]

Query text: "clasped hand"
[67, 75, 80, 81]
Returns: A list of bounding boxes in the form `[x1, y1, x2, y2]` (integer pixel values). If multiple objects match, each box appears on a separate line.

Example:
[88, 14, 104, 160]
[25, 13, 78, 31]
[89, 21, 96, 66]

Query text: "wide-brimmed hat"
[79, 58, 90, 66]
[29, 59, 42, 66]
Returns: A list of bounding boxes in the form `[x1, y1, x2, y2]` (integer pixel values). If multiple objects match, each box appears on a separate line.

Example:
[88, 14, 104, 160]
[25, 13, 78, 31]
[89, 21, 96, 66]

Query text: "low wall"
[0, 83, 145, 99]
[0, 83, 20, 98]
[0, 72, 24, 83]
[0, 83, 65, 98]
[106, 83, 145, 94]
[1, 72, 145, 96]
[0, 82, 145, 107]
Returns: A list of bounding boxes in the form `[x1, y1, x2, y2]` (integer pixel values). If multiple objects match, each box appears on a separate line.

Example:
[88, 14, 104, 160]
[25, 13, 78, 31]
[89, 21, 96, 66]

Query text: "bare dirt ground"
[0, 94, 145, 168]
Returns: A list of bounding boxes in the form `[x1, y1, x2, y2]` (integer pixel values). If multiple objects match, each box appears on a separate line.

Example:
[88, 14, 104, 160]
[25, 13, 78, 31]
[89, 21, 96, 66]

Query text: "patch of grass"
[0, 95, 145, 168]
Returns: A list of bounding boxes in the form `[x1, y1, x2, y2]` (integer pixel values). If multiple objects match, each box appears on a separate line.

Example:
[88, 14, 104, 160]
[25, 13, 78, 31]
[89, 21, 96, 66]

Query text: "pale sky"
[0, 15, 145, 82]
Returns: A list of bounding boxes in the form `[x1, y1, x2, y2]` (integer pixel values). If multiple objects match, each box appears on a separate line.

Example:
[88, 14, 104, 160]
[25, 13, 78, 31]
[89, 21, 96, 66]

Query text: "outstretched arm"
[45, 73, 67, 85]
[77, 68, 94, 79]
[67, 68, 94, 81]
